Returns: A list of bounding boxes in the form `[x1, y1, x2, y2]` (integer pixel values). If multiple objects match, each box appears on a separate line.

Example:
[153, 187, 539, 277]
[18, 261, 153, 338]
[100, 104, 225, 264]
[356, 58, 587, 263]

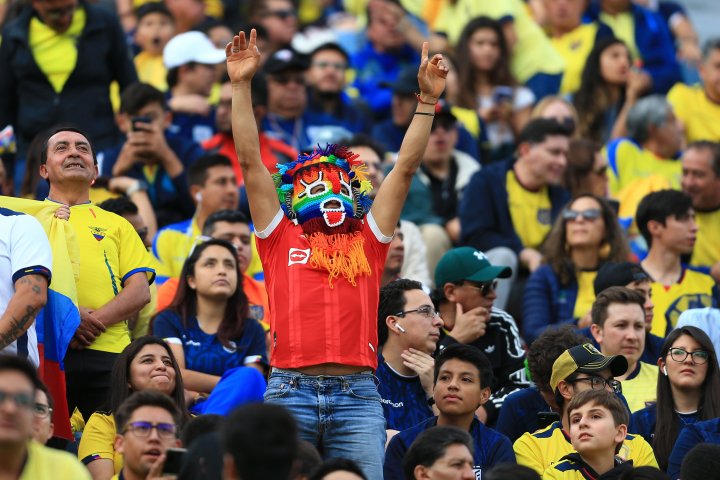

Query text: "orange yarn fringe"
[306, 231, 372, 287]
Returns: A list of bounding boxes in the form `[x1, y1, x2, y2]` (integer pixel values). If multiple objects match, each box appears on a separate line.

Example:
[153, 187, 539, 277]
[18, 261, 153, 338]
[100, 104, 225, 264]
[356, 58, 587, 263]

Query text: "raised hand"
[417, 41, 448, 103]
[226, 29, 261, 83]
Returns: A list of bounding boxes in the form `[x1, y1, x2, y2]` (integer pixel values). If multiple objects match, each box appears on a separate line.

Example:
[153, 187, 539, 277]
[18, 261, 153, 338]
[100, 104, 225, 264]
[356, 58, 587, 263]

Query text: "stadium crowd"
[1, 0, 720, 478]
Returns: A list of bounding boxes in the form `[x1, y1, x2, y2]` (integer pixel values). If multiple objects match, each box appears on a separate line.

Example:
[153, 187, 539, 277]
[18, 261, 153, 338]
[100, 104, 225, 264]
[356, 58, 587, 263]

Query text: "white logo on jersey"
[288, 248, 311, 266]
[484, 345, 495, 354]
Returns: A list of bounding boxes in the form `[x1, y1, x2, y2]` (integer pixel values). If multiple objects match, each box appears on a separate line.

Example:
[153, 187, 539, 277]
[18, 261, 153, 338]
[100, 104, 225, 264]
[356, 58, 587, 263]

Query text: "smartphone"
[130, 115, 152, 132]
[537, 411, 561, 429]
[492, 86, 514, 105]
[162, 447, 187, 476]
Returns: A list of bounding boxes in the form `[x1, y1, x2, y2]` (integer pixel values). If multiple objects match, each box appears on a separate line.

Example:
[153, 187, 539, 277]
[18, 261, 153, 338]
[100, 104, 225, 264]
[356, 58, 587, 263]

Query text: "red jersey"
[256, 211, 391, 369]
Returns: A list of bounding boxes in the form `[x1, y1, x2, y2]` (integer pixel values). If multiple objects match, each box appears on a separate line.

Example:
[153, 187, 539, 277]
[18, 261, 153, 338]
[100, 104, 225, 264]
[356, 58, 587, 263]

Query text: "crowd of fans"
[1, 0, 720, 479]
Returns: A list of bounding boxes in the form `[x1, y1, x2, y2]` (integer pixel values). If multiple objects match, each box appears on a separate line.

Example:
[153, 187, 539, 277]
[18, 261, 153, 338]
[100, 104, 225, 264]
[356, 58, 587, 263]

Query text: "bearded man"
[226, 30, 447, 479]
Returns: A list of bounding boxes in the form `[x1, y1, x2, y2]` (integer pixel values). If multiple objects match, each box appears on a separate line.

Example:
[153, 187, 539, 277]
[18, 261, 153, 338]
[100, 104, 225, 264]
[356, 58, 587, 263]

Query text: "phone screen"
[130, 115, 152, 132]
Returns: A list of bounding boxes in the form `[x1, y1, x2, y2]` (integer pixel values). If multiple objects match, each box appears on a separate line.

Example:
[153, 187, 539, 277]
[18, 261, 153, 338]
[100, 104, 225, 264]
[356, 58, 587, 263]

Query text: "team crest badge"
[89, 226, 107, 241]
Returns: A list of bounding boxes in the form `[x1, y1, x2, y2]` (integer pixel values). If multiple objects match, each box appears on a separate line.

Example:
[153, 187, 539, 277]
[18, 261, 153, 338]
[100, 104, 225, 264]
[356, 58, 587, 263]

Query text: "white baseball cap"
[163, 31, 226, 69]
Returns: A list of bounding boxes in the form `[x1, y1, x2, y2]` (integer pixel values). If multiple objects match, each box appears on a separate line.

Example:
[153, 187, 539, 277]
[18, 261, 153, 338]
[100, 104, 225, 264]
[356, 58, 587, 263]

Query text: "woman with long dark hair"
[573, 37, 650, 143]
[522, 194, 628, 343]
[153, 239, 267, 412]
[77, 336, 188, 480]
[453, 16, 534, 162]
[630, 326, 720, 471]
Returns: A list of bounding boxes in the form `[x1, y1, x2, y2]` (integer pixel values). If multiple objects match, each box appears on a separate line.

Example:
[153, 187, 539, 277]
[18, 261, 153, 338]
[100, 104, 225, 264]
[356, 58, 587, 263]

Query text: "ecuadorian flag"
[0, 196, 80, 440]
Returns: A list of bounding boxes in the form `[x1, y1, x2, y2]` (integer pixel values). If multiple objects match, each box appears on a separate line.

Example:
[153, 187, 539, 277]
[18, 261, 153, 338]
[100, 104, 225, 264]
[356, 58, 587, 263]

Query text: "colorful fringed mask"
[273, 145, 375, 286]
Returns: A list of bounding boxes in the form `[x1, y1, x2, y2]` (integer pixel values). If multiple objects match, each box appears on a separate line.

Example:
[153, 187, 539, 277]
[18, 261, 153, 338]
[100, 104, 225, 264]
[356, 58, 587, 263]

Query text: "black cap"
[433, 99, 456, 120]
[263, 48, 310, 75]
[310, 41, 349, 62]
[594, 262, 651, 296]
[381, 67, 418, 95]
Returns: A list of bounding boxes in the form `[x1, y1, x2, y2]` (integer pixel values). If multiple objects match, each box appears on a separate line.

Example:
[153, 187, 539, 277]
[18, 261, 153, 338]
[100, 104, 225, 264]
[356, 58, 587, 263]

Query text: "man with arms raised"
[227, 30, 447, 478]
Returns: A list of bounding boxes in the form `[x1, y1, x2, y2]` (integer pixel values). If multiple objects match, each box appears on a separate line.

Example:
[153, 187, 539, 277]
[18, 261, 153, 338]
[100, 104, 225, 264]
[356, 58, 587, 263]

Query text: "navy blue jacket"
[495, 386, 552, 443]
[384, 417, 515, 480]
[667, 418, 720, 479]
[0, 2, 137, 157]
[585, 2, 681, 94]
[459, 159, 570, 254]
[629, 403, 700, 445]
[523, 264, 579, 344]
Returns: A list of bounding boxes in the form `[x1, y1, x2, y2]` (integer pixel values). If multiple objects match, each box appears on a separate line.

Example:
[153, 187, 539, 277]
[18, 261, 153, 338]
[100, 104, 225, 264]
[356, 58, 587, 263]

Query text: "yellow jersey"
[573, 271, 597, 320]
[152, 217, 202, 284]
[598, 12, 640, 61]
[514, 421, 658, 475]
[549, 23, 602, 95]
[78, 412, 123, 475]
[622, 362, 659, 413]
[507, 170, 552, 249]
[649, 268, 716, 337]
[691, 208, 720, 271]
[29, 8, 85, 93]
[667, 83, 720, 143]
[134, 51, 167, 92]
[432, 0, 564, 83]
[22, 440, 91, 479]
[63, 201, 156, 353]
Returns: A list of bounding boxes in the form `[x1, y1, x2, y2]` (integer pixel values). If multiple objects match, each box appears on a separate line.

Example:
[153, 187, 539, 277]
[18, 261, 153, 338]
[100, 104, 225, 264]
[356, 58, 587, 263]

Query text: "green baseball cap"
[434, 247, 512, 287]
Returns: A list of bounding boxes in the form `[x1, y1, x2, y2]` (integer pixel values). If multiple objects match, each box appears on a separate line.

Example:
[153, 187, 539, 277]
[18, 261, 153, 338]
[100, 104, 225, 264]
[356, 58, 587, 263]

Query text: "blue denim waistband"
[270, 367, 374, 381]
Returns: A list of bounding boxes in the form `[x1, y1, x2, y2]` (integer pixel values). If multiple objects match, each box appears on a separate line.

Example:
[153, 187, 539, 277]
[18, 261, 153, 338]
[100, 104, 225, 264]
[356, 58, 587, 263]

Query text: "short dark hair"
[40, 125, 96, 166]
[202, 209, 250, 237]
[342, 133, 387, 162]
[517, 118, 572, 146]
[114, 390, 182, 434]
[223, 403, 299, 480]
[378, 279, 424, 346]
[293, 440, 323, 478]
[591, 287, 645, 329]
[311, 42, 349, 63]
[686, 141, 720, 177]
[403, 426, 473, 480]
[135, 2, 173, 23]
[98, 197, 139, 217]
[180, 414, 222, 447]
[434, 344, 494, 391]
[636, 189, 693, 247]
[309, 458, 367, 480]
[528, 326, 590, 393]
[0, 355, 39, 393]
[187, 154, 233, 187]
[34, 378, 54, 412]
[566, 389, 628, 455]
[120, 82, 167, 115]
[681, 443, 720, 480]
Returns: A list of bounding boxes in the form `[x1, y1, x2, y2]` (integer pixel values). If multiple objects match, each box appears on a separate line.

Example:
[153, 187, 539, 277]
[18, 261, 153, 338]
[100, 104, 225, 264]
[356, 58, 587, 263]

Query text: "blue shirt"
[153, 310, 267, 376]
[384, 417, 515, 480]
[629, 403, 700, 445]
[376, 353, 434, 431]
[667, 417, 720, 479]
[495, 386, 552, 443]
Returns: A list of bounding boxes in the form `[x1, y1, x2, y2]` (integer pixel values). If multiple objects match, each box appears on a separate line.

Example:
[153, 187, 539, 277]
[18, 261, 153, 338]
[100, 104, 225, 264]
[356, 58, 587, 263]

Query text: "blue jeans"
[264, 369, 386, 479]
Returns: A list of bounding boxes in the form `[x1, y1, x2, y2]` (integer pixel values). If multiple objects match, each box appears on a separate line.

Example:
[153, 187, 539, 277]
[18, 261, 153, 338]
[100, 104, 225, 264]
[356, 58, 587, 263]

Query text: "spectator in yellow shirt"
[133, 3, 175, 92]
[682, 142, 720, 281]
[668, 39, 720, 144]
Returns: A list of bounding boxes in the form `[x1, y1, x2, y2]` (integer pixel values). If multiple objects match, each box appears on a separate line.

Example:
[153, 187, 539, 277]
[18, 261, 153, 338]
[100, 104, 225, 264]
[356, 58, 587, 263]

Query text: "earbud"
[663, 366, 668, 376]
[195, 192, 202, 203]
[396, 325, 406, 333]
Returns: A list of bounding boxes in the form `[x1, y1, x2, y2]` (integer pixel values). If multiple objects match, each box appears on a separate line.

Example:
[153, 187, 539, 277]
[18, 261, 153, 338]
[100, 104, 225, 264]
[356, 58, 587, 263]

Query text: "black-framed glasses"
[33, 403, 53, 418]
[267, 9, 296, 19]
[0, 391, 33, 409]
[668, 348, 709, 365]
[395, 305, 440, 320]
[462, 280, 498, 297]
[312, 61, 346, 71]
[569, 375, 622, 394]
[562, 208, 602, 222]
[123, 421, 177, 439]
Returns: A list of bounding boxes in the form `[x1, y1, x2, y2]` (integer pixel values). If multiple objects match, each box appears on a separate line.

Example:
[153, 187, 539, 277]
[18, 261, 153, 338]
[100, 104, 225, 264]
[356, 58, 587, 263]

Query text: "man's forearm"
[0, 276, 48, 350]
[92, 275, 150, 327]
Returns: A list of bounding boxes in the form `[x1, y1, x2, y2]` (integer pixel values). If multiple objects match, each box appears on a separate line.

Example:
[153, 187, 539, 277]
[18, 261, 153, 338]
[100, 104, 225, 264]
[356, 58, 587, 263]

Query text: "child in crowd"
[133, 3, 176, 91]
[544, 389, 632, 479]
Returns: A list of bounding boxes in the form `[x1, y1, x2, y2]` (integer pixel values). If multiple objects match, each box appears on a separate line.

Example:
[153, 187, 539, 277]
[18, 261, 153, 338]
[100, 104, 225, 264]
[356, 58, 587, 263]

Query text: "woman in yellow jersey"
[523, 194, 628, 343]
[78, 337, 188, 480]
[573, 37, 649, 144]
[629, 326, 720, 472]
[452, 17, 534, 162]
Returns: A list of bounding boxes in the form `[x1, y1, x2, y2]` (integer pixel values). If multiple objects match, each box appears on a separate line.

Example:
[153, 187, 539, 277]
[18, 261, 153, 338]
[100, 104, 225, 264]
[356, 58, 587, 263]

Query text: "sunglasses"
[562, 208, 602, 222]
[44, 4, 76, 19]
[267, 9, 296, 19]
[462, 280, 498, 296]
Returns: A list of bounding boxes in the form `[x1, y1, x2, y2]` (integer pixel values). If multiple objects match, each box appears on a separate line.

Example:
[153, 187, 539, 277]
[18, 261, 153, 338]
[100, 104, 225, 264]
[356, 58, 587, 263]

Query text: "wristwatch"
[125, 179, 148, 196]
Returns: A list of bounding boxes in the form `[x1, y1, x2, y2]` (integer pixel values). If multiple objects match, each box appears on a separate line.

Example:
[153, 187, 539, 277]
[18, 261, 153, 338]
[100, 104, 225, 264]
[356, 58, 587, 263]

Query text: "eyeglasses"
[267, 9, 296, 19]
[44, 4, 76, 20]
[312, 61, 346, 71]
[562, 208, 602, 222]
[569, 375, 622, 394]
[33, 403, 53, 418]
[395, 305, 440, 319]
[668, 348, 709, 365]
[271, 74, 305, 86]
[0, 391, 34, 409]
[462, 280, 498, 297]
[123, 421, 177, 439]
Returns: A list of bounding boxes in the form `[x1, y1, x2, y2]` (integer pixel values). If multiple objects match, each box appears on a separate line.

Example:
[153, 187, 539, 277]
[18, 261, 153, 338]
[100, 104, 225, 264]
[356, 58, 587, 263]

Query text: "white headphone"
[396, 325, 406, 333]
[195, 191, 202, 203]
[663, 365, 668, 376]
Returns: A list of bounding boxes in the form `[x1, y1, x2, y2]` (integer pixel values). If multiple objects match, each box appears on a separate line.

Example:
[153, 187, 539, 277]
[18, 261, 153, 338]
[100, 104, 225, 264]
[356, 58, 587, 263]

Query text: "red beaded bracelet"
[415, 93, 437, 105]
